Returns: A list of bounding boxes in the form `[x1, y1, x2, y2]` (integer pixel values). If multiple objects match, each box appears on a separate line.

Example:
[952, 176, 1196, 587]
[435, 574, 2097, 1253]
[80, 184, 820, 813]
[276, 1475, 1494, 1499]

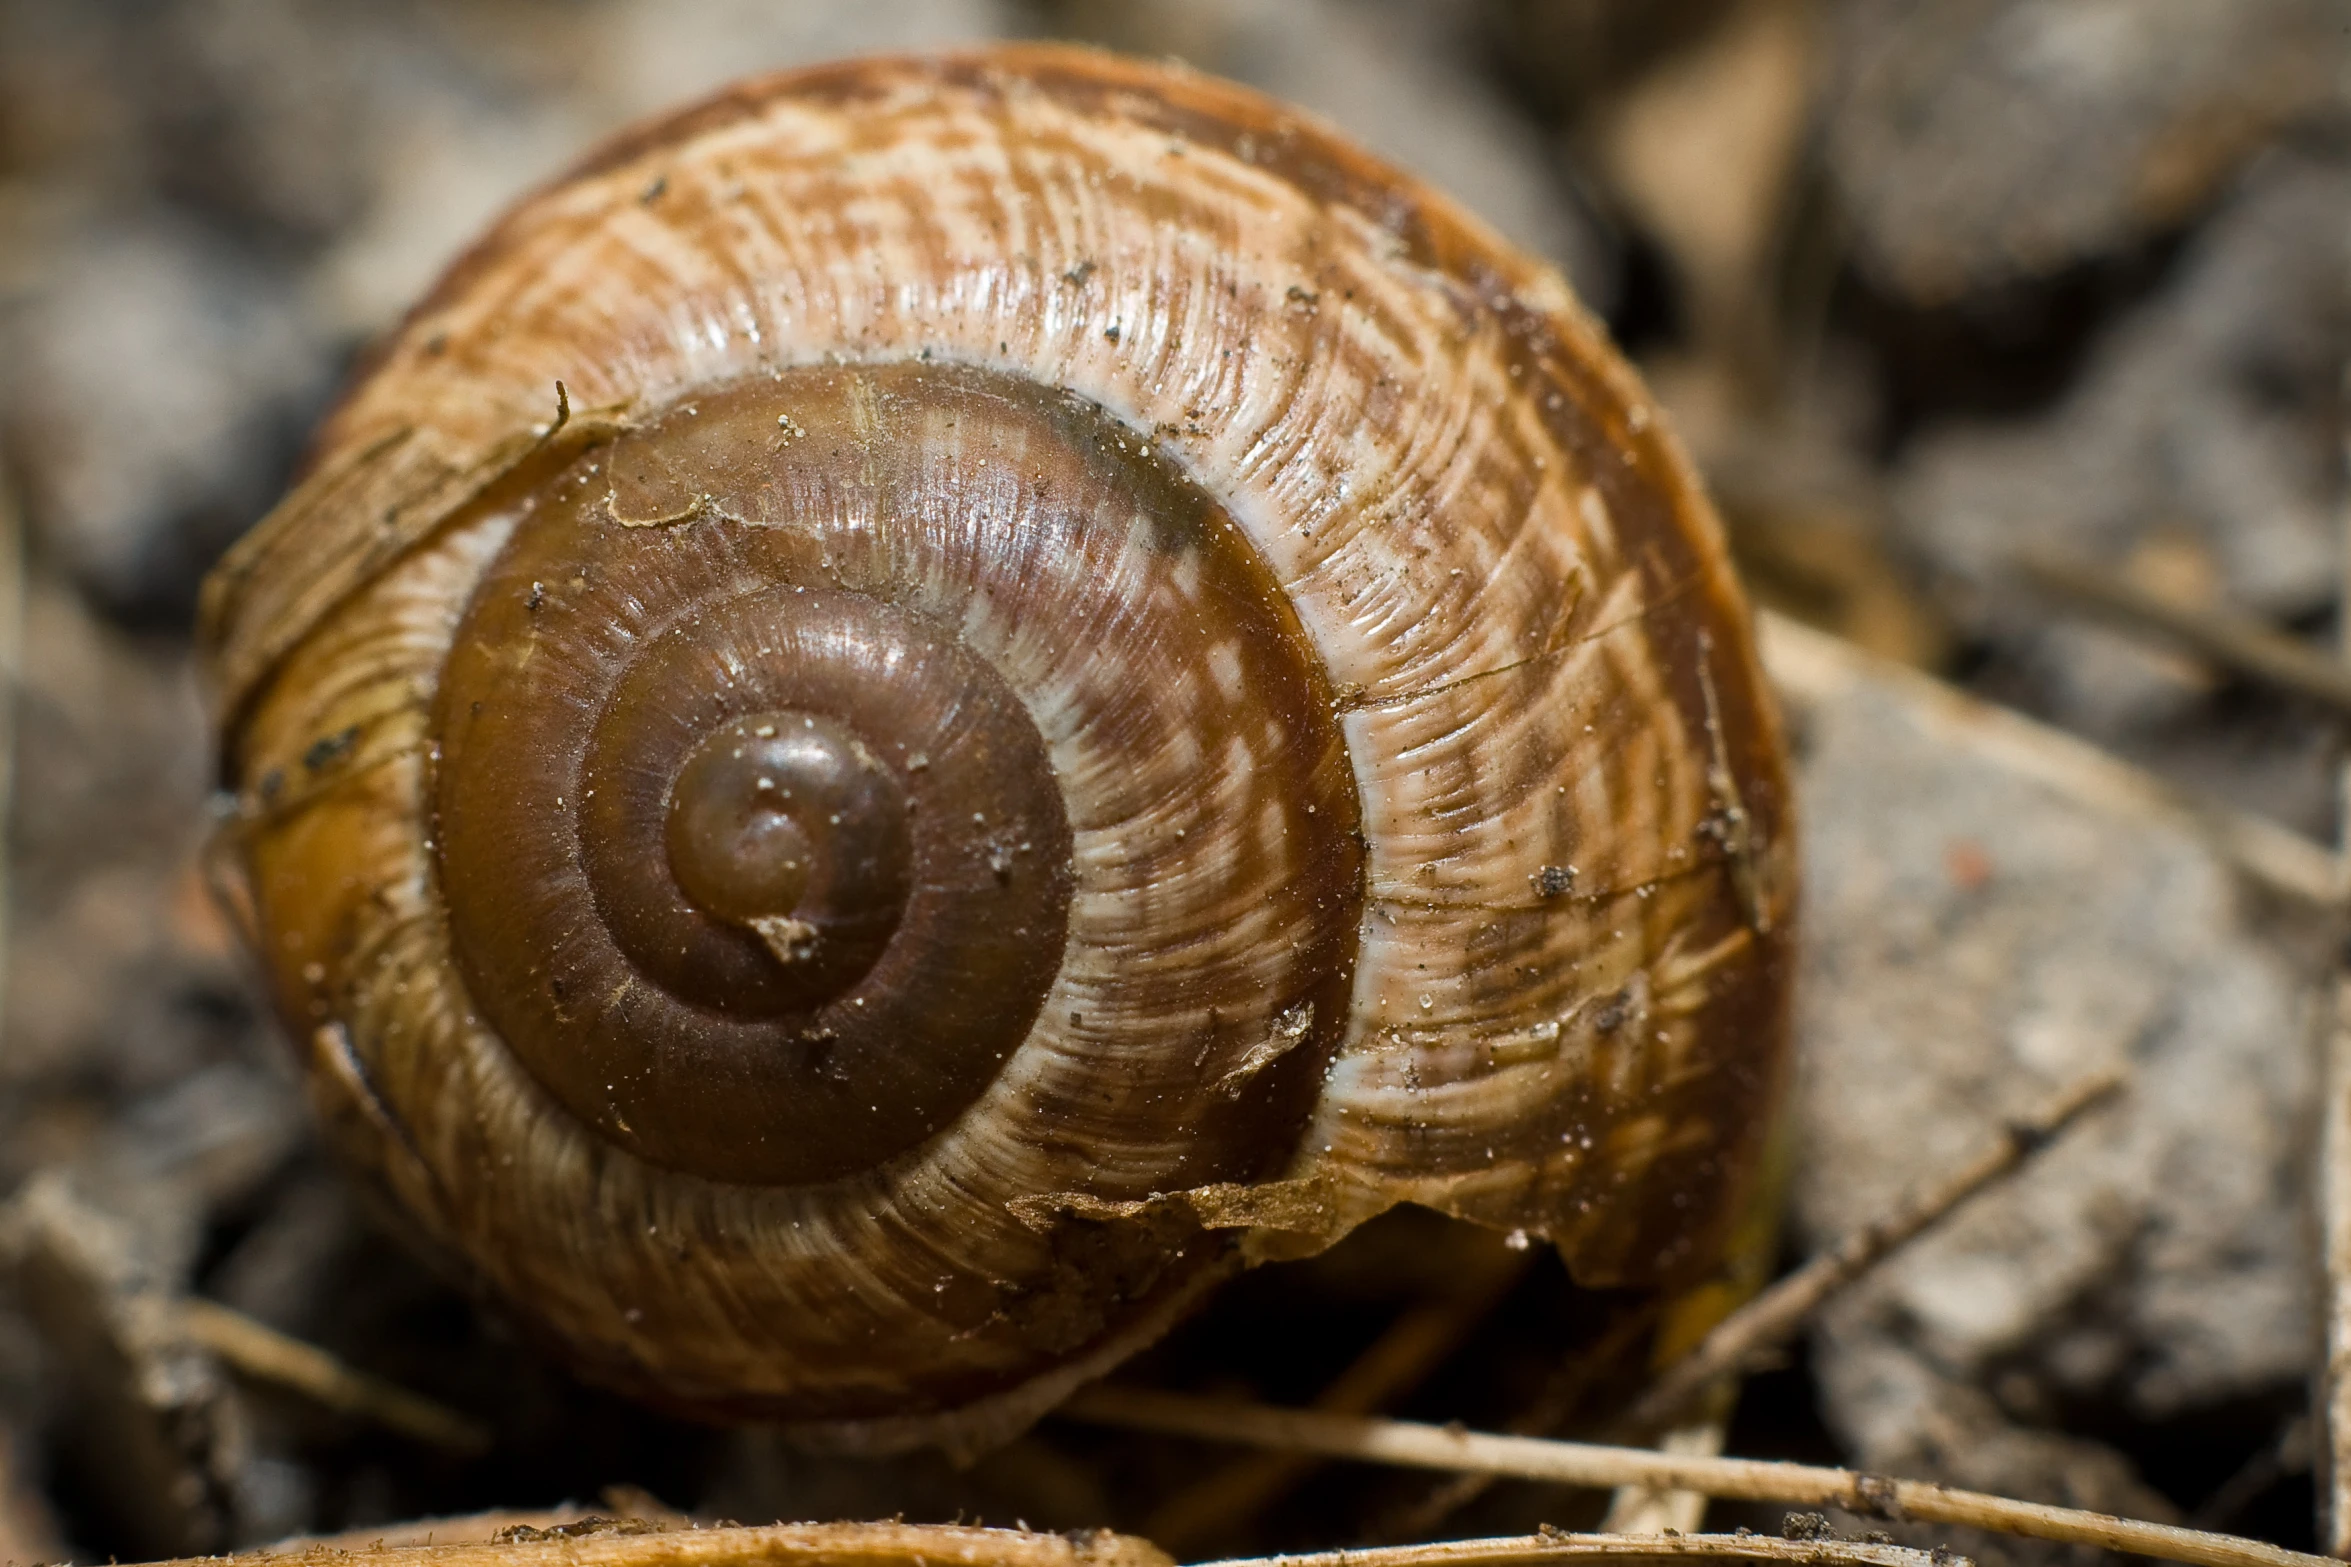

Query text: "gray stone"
[1768, 618, 2319, 1490]
[1895, 150, 2351, 624]
[1884, 149, 2351, 835]
[1823, 0, 2347, 303]
[0, 212, 330, 614]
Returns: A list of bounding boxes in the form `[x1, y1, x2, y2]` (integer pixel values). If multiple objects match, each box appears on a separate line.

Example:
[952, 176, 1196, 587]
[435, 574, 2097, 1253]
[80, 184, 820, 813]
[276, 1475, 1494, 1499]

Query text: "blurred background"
[0, 2, 2344, 1563]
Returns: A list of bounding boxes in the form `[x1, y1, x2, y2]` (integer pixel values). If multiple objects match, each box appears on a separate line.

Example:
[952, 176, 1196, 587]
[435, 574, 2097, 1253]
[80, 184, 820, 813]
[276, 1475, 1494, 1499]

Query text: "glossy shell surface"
[203, 45, 1797, 1450]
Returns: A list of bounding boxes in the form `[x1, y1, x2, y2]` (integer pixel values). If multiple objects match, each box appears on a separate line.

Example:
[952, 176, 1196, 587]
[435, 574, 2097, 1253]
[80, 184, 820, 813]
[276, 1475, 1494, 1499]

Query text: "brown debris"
[0, 1173, 246, 1559]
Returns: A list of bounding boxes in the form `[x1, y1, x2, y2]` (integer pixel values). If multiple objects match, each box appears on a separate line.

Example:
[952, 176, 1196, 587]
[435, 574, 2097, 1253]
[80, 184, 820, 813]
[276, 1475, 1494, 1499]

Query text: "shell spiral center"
[424, 361, 1365, 1193]
[660, 710, 910, 997]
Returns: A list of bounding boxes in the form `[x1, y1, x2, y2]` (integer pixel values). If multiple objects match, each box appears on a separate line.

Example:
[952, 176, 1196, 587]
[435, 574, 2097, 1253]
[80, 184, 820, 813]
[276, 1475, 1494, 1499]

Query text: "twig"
[146, 1522, 1980, 1567]
[2324, 975, 2351, 1556]
[2317, 359, 2351, 1556]
[176, 1297, 492, 1455]
[0, 468, 23, 1072]
[247, 1510, 603, 1556]
[2012, 545, 2351, 722]
[2196, 1416, 2310, 1534]
[1613, 1069, 2123, 1436]
[242, 1495, 688, 1557]
[1198, 1534, 1962, 1567]
[144, 1520, 1174, 1567]
[159, 1522, 1981, 1567]
[1147, 1252, 1530, 1551]
[1058, 1385, 2328, 1567]
[1598, 1416, 1730, 1537]
[1366, 1305, 1664, 1542]
[1757, 611, 2343, 906]
[0, 478, 42, 1567]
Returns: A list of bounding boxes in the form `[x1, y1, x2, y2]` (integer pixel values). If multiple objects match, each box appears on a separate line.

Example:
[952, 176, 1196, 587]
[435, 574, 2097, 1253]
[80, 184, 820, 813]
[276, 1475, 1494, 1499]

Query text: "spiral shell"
[202, 44, 1796, 1451]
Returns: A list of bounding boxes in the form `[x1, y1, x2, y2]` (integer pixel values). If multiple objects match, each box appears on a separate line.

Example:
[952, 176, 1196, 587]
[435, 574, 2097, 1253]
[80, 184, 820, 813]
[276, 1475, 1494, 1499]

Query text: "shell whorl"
[427, 362, 1360, 1190]
[204, 45, 1796, 1449]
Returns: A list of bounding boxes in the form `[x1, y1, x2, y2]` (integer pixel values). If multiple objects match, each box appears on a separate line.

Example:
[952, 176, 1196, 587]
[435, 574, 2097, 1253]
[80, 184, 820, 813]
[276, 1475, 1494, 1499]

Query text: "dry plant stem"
[2012, 545, 2351, 721]
[1147, 1256, 1529, 1550]
[1757, 612, 2343, 906]
[163, 1522, 1173, 1567]
[1598, 1414, 1729, 1536]
[252, 1511, 605, 1555]
[0, 471, 22, 1064]
[1368, 1305, 1664, 1541]
[2200, 1417, 2313, 1534]
[146, 1526, 1959, 1567]
[249, 1497, 688, 1556]
[176, 1298, 492, 1455]
[2317, 365, 2351, 1556]
[1059, 1385, 2329, 1567]
[2322, 974, 2351, 1555]
[1200, 1535, 1960, 1567]
[0, 483, 56, 1567]
[1614, 1069, 2123, 1436]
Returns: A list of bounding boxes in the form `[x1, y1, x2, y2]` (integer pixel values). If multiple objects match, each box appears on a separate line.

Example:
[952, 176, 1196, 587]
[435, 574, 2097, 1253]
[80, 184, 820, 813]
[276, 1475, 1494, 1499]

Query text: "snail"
[200, 44, 1796, 1454]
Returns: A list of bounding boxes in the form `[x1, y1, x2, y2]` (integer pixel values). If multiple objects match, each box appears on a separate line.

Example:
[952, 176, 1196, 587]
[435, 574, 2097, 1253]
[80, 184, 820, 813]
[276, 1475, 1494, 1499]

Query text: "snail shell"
[202, 45, 1796, 1452]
